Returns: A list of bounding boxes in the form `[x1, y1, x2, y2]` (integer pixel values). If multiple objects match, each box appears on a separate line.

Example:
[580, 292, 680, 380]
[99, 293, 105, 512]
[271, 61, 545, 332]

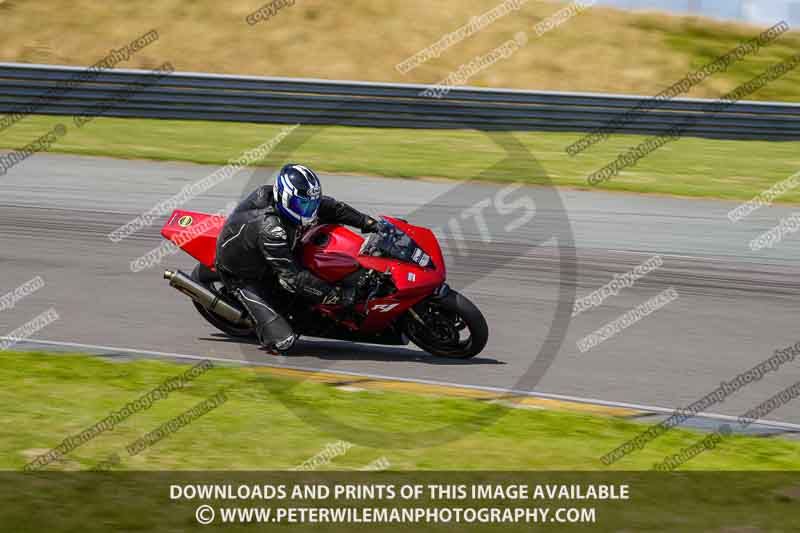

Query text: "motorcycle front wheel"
[404, 290, 489, 359]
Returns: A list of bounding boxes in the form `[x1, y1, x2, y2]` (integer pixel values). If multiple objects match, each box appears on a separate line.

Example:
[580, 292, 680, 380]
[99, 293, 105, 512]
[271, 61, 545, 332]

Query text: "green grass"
[636, 16, 800, 102]
[3, 351, 800, 471]
[5, 0, 800, 102]
[5, 351, 800, 532]
[4, 114, 800, 204]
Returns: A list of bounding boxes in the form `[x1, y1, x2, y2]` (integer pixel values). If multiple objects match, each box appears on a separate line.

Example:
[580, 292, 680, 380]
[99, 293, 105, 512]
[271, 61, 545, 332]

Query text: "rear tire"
[190, 264, 254, 338]
[404, 290, 489, 359]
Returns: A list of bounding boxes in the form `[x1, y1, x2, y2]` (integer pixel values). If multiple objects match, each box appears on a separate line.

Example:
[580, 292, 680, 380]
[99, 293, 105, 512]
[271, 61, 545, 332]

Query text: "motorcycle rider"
[215, 163, 378, 354]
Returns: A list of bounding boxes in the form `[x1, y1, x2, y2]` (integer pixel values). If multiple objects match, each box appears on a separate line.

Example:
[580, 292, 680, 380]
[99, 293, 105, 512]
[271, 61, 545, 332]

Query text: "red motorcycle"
[160, 210, 488, 358]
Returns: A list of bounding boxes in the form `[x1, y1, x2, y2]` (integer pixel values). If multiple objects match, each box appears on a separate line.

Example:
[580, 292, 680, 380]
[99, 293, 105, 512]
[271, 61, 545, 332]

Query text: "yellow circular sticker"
[177, 215, 193, 227]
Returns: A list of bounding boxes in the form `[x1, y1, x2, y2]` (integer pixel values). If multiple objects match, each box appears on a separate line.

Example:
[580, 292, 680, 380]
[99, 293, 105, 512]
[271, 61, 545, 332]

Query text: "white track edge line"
[8, 336, 800, 432]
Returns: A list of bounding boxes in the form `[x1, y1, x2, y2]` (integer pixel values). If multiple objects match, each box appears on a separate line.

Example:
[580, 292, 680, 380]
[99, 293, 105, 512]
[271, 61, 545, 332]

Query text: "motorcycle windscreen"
[362, 225, 434, 269]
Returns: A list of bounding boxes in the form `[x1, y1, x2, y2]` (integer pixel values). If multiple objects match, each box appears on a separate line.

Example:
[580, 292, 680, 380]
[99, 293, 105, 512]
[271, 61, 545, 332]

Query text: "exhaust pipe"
[163, 269, 252, 327]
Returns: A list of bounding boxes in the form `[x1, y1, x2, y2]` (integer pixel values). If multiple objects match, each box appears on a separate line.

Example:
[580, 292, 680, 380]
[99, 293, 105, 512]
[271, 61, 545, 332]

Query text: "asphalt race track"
[3, 153, 800, 426]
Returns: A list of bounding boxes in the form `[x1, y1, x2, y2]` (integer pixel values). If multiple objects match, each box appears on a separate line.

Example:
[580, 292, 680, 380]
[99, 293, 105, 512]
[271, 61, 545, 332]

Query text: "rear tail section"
[160, 210, 225, 268]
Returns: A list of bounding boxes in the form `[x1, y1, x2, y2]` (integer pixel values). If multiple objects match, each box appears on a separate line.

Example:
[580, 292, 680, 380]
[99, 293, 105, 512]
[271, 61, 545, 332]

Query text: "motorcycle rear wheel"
[190, 264, 254, 338]
[404, 290, 488, 359]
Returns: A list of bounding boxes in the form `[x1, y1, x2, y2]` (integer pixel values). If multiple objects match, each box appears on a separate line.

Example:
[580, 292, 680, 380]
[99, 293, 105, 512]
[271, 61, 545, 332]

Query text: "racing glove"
[361, 216, 379, 233]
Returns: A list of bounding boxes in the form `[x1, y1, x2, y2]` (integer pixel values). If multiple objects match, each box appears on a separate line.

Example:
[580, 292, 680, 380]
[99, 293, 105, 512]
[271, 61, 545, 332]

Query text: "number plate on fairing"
[411, 248, 430, 267]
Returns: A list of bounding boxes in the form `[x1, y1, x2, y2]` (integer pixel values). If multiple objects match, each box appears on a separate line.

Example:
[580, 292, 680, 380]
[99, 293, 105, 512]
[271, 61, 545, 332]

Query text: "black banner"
[3, 472, 799, 531]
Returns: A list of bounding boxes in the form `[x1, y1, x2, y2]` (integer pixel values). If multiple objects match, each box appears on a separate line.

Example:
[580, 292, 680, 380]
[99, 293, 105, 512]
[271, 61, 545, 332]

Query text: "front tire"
[404, 290, 489, 359]
[190, 264, 254, 338]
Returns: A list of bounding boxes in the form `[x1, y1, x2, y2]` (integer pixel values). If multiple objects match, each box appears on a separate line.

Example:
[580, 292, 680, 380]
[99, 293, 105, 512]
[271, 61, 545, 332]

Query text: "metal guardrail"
[1, 62, 799, 141]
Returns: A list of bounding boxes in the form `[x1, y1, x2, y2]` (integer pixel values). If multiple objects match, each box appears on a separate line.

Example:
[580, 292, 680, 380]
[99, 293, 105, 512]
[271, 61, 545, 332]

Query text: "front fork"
[406, 282, 450, 326]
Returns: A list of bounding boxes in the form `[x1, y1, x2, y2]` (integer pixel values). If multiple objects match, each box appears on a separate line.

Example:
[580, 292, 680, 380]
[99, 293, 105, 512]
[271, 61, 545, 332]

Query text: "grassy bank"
[3, 1, 799, 101]
[3, 351, 800, 471]
[4, 114, 800, 203]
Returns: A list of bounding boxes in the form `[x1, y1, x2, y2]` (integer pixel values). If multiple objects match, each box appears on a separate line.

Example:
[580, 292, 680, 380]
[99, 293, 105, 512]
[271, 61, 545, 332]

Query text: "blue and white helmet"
[273, 163, 322, 226]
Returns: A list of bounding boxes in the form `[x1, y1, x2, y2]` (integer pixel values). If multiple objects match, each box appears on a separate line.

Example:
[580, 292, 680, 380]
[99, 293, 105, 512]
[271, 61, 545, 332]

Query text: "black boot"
[234, 286, 295, 353]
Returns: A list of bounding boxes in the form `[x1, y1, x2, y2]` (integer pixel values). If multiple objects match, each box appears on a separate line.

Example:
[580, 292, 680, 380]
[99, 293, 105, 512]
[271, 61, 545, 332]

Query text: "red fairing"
[385, 216, 446, 281]
[301, 224, 363, 283]
[163, 210, 449, 336]
[160, 210, 224, 269]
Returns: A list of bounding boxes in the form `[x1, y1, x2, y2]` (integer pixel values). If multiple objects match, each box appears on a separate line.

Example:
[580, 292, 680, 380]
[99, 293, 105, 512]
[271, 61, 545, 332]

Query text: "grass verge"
[4, 115, 800, 204]
[3, 351, 800, 471]
[4, 0, 800, 101]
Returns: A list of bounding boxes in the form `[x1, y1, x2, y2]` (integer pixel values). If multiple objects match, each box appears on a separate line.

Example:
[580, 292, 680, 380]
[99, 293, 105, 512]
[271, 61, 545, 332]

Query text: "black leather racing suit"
[215, 184, 374, 348]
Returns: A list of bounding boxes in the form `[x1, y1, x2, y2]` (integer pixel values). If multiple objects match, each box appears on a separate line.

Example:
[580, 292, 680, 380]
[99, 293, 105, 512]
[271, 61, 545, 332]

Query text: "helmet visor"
[288, 195, 321, 218]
